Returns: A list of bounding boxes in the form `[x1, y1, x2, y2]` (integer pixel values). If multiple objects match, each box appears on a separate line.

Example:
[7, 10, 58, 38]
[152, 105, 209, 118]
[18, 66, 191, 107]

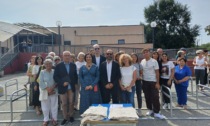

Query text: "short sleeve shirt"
[141, 58, 159, 82]
[161, 61, 175, 79]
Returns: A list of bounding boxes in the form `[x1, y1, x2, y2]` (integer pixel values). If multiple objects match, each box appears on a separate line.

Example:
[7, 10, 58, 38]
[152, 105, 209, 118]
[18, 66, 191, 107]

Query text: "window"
[91, 40, 98, 45]
[64, 41, 71, 45]
[118, 39, 125, 44]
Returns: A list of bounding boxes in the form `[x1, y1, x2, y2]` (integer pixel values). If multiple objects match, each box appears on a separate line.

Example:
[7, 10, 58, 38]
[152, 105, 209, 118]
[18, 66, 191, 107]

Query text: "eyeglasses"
[196, 53, 200, 54]
[94, 48, 100, 50]
[106, 53, 113, 56]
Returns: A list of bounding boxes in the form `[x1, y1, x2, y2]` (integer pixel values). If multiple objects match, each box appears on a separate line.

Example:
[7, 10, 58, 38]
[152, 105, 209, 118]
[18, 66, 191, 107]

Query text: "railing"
[4, 79, 18, 101]
[190, 77, 194, 96]
[10, 88, 28, 122]
[0, 44, 20, 70]
[29, 44, 144, 55]
[161, 85, 173, 117]
[196, 84, 210, 109]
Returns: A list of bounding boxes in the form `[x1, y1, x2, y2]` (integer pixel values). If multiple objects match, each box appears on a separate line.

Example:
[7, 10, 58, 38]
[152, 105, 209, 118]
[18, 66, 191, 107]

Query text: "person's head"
[53, 56, 61, 65]
[70, 53, 75, 63]
[30, 55, 36, 65]
[161, 53, 169, 62]
[142, 48, 151, 59]
[89, 49, 95, 56]
[119, 50, 125, 54]
[196, 50, 203, 57]
[45, 55, 53, 61]
[119, 54, 132, 67]
[77, 52, 85, 62]
[203, 49, 208, 56]
[44, 59, 53, 71]
[157, 48, 163, 56]
[130, 53, 139, 63]
[63, 51, 71, 63]
[105, 49, 113, 61]
[178, 57, 187, 66]
[84, 53, 93, 63]
[114, 52, 121, 62]
[35, 56, 43, 65]
[93, 44, 100, 55]
[177, 50, 184, 58]
[48, 52, 56, 58]
[152, 51, 159, 60]
[180, 48, 187, 54]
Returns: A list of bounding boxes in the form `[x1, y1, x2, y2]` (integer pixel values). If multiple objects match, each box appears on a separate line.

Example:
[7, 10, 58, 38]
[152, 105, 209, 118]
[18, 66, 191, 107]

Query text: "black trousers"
[204, 68, 208, 85]
[142, 81, 160, 113]
[102, 86, 119, 104]
[135, 80, 142, 108]
[160, 78, 172, 104]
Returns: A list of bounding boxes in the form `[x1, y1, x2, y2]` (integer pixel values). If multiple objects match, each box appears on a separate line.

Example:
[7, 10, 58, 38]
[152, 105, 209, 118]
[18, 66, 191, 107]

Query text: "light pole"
[56, 21, 62, 56]
[150, 21, 157, 50]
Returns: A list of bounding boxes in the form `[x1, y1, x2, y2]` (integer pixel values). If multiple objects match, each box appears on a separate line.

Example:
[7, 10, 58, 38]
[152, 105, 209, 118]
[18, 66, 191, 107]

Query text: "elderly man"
[157, 48, 163, 61]
[48, 52, 56, 58]
[53, 51, 78, 125]
[92, 44, 106, 102]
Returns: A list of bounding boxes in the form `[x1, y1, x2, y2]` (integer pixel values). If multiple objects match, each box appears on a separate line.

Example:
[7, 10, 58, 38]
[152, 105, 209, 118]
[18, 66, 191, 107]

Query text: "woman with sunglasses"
[192, 50, 207, 90]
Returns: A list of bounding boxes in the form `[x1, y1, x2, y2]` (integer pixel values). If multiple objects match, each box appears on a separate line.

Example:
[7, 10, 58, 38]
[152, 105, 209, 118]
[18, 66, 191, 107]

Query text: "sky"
[0, 0, 210, 45]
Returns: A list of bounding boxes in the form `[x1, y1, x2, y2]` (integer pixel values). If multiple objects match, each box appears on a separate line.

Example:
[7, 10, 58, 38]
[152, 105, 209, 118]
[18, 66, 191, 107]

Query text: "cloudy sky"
[0, 0, 210, 44]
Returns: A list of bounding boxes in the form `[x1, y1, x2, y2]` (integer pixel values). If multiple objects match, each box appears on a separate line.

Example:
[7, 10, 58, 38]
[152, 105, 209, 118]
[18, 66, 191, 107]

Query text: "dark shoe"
[60, 119, 68, 126]
[69, 117, 74, 123]
[74, 108, 79, 111]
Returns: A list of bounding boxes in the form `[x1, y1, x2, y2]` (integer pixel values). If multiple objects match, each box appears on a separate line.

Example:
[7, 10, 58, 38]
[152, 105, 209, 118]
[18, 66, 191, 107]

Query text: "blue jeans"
[121, 86, 135, 107]
[175, 84, 188, 105]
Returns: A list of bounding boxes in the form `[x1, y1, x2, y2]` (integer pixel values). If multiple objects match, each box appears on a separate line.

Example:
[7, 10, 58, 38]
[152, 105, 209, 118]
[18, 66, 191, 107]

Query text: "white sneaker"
[154, 113, 166, 119]
[146, 110, 153, 116]
[167, 103, 171, 109]
[136, 109, 142, 117]
[162, 103, 168, 109]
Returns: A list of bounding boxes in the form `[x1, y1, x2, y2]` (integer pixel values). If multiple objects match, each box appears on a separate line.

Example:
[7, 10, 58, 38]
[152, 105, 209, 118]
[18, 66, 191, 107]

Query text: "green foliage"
[199, 43, 210, 50]
[144, 0, 200, 49]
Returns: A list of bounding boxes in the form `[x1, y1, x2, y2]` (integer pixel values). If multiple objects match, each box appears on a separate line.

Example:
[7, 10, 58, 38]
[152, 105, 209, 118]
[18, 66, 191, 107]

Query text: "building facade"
[49, 25, 152, 49]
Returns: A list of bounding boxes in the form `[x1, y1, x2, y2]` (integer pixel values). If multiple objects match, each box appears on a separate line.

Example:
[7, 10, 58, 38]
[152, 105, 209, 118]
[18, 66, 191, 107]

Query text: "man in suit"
[92, 44, 106, 69]
[100, 49, 121, 103]
[53, 51, 78, 125]
[92, 44, 106, 102]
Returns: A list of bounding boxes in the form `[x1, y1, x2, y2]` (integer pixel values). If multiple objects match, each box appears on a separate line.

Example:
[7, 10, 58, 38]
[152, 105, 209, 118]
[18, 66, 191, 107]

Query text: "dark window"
[64, 41, 71, 45]
[118, 39, 125, 44]
[91, 40, 98, 45]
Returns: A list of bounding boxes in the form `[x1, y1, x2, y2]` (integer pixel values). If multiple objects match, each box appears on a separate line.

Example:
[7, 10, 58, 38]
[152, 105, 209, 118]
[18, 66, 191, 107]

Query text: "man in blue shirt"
[54, 51, 78, 125]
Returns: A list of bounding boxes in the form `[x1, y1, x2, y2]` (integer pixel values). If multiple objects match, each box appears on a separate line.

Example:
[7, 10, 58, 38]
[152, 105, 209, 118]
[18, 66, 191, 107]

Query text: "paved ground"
[0, 72, 210, 126]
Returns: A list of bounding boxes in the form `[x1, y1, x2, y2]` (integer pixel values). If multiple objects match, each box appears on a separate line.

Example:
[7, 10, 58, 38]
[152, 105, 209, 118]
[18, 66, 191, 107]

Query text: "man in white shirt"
[140, 48, 165, 119]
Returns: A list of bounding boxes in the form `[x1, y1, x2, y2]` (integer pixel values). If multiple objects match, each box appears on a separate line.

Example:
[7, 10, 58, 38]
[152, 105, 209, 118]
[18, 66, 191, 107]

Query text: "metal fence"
[26, 44, 204, 59]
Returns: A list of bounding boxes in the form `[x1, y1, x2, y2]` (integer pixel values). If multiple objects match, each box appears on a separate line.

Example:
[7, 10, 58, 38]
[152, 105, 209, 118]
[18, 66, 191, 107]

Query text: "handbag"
[39, 87, 48, 101]
[39, 81, 48, 101]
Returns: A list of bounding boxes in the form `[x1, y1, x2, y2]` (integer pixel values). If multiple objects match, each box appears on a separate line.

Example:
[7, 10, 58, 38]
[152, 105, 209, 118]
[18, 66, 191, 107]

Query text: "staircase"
[0, 44, 20, 71]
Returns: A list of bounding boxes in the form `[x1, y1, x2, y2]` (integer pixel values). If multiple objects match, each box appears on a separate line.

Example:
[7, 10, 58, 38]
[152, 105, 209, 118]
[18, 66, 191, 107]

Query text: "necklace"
[87, 64, 92, 68]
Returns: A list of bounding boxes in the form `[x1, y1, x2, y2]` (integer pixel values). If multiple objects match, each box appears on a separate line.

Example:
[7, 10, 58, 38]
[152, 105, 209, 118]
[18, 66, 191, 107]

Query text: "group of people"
[21, 39, 32, 52]
[26, 44, 210, 126]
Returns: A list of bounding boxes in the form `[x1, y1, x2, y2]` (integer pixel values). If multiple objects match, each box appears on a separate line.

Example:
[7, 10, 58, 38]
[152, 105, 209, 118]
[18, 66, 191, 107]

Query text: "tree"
[144, 0, 200, 49]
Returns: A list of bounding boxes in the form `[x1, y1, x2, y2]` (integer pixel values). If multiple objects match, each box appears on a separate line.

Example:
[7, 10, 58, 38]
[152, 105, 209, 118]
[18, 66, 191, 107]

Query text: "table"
[84, 104, 138, 126]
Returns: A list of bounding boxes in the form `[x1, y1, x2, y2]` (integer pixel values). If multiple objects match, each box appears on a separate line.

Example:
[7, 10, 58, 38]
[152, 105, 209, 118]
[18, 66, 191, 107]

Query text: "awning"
[0, 21, 47, 42]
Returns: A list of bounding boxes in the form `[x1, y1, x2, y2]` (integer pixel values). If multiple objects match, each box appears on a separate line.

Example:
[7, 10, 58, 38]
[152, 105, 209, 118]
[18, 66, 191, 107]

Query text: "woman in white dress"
[74, 52, 86, 110]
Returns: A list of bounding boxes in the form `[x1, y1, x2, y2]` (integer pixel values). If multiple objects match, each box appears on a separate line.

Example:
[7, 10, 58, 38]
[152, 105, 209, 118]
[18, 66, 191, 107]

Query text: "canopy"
[0, 21, 47, 42]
